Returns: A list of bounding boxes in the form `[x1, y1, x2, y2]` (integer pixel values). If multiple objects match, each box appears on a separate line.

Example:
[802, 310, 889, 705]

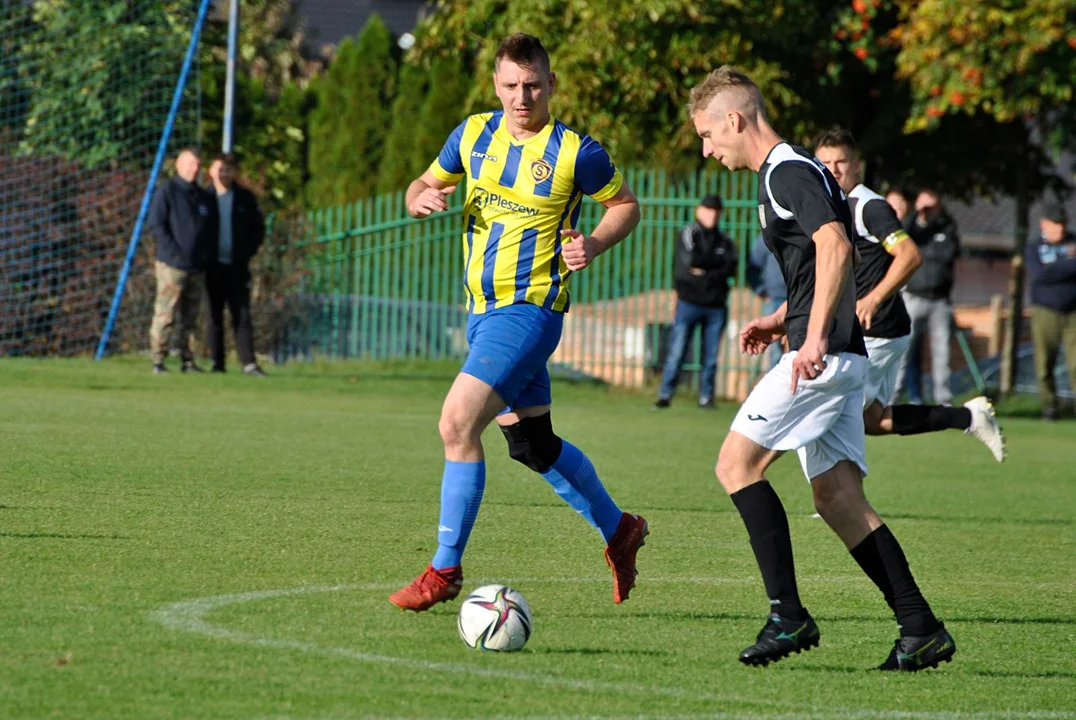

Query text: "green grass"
[1, 358, 1073, 719]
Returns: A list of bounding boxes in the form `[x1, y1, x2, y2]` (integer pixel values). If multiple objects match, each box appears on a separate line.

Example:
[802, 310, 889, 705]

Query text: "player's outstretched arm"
[406, 170, 457, 219]
[561, 186, 640, 272]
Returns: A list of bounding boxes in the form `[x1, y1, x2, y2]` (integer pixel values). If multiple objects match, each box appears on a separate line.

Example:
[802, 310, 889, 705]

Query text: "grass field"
[1, 359, 1073, 719]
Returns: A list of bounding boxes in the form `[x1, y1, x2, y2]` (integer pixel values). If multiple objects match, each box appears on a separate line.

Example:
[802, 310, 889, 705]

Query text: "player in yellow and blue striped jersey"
[389, 33, 649, 613]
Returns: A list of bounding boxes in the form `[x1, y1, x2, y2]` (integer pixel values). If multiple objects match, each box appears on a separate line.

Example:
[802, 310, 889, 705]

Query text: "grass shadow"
[564, 610, 1076, 629]
[530, 647, 668, 657]
[0, 532, 129, 540]
[883, 512, 1071, 526]
[787, 665, 1076, 680]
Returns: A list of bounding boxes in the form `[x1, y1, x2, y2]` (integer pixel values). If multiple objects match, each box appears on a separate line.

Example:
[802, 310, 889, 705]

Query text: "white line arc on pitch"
[151, 583, 784, 710]
[152, 582, 1074, 720]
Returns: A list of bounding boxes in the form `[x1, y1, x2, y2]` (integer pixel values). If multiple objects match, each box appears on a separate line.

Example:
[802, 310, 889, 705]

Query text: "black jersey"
[847, 184, 912, 339]
[757, 143, 866, 356]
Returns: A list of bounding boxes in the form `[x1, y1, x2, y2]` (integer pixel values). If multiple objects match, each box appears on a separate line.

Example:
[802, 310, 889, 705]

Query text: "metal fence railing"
[271, 167, 768, 399]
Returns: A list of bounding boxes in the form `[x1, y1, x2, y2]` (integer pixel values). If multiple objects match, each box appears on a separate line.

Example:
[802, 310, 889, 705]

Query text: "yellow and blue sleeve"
[429, 119, 467, 184]
[574, 136, 623, 203]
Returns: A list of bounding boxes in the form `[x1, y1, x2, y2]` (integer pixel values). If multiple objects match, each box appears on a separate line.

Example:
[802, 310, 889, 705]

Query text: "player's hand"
[408, 185, 456, 219]
[791, 335, 828, 393]
[561, 229, 599, 271]
[855, 295, 880, 332]
[739, 315, 785, 356]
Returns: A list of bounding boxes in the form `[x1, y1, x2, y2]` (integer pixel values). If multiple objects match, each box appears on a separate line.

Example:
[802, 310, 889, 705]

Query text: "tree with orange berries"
[895, 0, 1076, 395]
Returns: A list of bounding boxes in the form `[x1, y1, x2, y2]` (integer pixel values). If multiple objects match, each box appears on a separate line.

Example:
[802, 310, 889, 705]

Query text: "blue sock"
[431, 460, 485, 570]
[543, 440, 622, 542]
[540, 467, 598, 530]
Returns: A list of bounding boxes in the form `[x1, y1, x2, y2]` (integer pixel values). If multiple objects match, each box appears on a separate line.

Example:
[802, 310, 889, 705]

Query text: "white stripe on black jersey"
[757, 143, 867, 356]
[847, 184, 912, 339]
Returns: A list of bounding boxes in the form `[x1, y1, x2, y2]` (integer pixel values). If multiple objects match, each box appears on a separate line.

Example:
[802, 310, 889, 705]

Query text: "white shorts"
[730, 350, 869, 481]
[863, 335, 912, 408]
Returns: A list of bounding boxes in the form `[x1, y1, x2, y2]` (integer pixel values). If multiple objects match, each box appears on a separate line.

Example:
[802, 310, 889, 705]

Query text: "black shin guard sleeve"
[730, 481, 806, 621]
[891, 405, 972, 435]
[851, 525, 940, 636]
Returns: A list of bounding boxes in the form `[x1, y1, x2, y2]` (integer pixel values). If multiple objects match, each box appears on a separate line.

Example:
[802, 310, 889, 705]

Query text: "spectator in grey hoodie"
[896, 189, 960, 404]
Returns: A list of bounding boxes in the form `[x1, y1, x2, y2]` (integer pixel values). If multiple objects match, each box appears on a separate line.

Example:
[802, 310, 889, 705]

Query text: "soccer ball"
[457, 584, 533, 652]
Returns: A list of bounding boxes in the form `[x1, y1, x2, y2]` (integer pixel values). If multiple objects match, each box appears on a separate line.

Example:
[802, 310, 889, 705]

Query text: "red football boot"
[388, 564, 463, 612]
[603, 513, 649, 603]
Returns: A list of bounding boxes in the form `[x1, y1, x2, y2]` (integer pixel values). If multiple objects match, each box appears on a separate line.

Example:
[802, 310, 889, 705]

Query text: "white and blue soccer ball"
[457, 584, 533, 652]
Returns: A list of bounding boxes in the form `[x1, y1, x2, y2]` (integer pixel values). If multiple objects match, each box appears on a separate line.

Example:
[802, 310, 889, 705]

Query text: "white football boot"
[964, 396, 1005, 463]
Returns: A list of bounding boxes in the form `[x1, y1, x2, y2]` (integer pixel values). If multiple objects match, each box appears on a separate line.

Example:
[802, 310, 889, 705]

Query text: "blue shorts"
[461, 303, 564, 412]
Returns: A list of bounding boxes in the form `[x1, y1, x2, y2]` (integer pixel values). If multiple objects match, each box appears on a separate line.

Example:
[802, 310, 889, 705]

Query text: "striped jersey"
[428, 111, 623, 314]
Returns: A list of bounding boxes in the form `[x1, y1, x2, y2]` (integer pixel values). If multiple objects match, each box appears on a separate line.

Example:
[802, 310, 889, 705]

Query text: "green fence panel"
[276, 167, 763, 398]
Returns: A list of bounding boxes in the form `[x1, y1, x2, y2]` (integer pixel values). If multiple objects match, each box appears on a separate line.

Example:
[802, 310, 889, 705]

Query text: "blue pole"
[223, 0, 238, 152]
[95, 0, 214, 360]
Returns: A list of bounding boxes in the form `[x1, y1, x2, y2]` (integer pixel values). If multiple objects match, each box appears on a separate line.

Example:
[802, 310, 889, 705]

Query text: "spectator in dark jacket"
[1027, 202, 1076, 420]
[146, 148, 217, 374]
[654, 196, 737, 409]
[896, 189, 960, 404]
[206, 153, 267, 376]
[746, 232, 787, 369]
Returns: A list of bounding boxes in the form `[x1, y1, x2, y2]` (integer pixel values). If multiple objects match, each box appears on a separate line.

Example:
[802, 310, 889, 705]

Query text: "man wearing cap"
[1027, 202, 1076, 420]
[655, 195, 738, 409]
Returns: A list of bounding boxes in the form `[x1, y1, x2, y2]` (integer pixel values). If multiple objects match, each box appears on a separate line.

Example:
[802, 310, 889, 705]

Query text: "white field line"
[152, 581, 1074, 720]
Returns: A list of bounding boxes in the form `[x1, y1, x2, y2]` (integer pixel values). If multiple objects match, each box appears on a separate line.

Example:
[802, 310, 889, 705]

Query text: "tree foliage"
[377, 61, 431, 194]
[199, 0, 314, 212]
[306, 15, 398, 206]
[894, 0, 1075, 145]
[0, 0, 194, 168]
[818, 0, 1068, 199]
[414, 0, 822, 169]
[377, 52, 473, 193]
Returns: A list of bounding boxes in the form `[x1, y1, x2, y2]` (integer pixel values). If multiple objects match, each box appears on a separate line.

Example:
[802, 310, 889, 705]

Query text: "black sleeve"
[717, 232, 738, 279]
[860, 198, 904, 244]
[673, 225, 693, 282]
[146, 186, 172, 247]
[768, 162, 844, 236]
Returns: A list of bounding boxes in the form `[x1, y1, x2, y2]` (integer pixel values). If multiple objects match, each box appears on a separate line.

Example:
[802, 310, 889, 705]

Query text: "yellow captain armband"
[883, 229, 909, 252]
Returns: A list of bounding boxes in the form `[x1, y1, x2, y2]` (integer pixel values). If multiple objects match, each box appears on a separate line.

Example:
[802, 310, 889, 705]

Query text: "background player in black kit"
[688, 67, 956, 671]
[813, 128, 1004, 462]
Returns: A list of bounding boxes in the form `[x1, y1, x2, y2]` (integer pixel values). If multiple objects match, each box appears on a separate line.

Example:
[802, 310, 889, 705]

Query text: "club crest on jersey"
[530, 159, 554, 183]
[758, 204, 768, 229]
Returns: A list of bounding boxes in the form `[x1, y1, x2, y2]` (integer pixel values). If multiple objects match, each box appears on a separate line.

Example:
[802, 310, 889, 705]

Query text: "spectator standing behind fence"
[654, 196, 737, 409]
[896, 189, 960, 405]
[206, 153, 267, 377]
[746, 232, 787, 369]
[1027, 203, 1076, 421]
[146, 148, 217, 375]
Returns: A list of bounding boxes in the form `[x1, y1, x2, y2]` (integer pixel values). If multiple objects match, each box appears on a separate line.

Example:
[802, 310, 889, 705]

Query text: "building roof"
[298, 0, 427, 50]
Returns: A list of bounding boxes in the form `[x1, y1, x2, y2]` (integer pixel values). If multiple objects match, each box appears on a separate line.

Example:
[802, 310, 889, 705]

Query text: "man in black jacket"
[146, 148, 217, 374]
[896, 189, 960, 405]
[654, 195, 737, 408]
[206, 153, 266, 376]
[1027, 203, 1076, 420]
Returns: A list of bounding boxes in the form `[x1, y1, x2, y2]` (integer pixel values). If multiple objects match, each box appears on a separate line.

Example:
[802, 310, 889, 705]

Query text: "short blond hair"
[687, 66, 765, 121]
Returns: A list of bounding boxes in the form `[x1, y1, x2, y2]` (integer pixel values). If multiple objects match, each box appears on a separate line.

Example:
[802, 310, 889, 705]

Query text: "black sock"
[730, 481, 807, 621]
[891, 405, 971, 435]
[850, 525, 940, 636]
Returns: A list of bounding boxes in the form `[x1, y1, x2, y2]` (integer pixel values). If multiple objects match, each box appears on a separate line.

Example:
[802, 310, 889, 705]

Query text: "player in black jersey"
[688, 67, 955, 671]
[812, 128, 1004, 461]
